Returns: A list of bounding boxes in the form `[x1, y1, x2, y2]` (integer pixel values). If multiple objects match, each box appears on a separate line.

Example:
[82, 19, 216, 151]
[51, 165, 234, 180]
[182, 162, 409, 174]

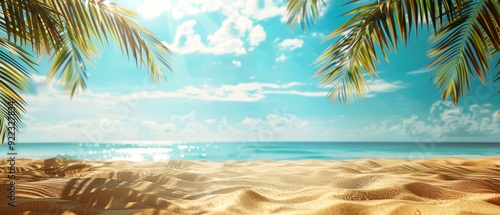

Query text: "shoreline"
[1, 157, 500, 214]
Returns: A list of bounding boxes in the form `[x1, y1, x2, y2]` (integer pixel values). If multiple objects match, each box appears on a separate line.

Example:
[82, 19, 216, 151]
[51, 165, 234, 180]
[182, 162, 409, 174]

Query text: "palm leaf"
[311, 0, 455, 104]
[286, 0, 500, 108]
[0, 38, 35, 144]
[428, 0, 500, 105]
[0, 0, 62, 53]
[86, 1, 173, 83]
[44, 26, 97, 96]
[40, 0, 173, 95]
[286, 0, 325, 32]
[0, 0, 174, 145]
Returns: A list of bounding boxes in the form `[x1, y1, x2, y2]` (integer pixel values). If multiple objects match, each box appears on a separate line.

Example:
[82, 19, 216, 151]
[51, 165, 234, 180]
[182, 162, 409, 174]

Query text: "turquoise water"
[4, 142, 500, 161]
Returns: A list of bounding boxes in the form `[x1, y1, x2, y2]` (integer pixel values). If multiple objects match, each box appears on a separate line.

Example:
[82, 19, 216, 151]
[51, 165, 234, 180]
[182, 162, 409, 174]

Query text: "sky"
[19, 0, 500, 143]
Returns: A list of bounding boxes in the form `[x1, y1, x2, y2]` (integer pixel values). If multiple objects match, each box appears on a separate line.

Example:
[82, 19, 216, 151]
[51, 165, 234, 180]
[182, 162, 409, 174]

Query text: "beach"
[1, 157, 500, 215]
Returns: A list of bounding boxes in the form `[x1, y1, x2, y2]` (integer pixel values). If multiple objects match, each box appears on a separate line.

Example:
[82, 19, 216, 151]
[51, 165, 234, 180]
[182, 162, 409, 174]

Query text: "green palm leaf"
[305, 0, 449, 104]
[44, 26, 97, 96]
[286, 0, 325, 31]
[0, 0, 62, 53]
[286, 0, 500, 110]
[429, 0, 500, 105]
[0, 38, 35, 144]
[0, 0, 173, 145]
[40, 0, 173, 96]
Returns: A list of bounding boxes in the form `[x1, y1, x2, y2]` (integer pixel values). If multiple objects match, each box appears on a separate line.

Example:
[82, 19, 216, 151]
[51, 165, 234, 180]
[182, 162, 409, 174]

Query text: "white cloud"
[242, 113, 310, 140]
[138, 0, 287, 20]
[20, 76, 500, 143]
[23, 117, 139, 143]
[28, 76, 316, 105]
[407, 68, 432, 75]
[320, 79, 405, 97]
[23, 75, 121, 115]
[166, 14, 261, 55]
[248, 25, 266, 46]
[149, 0, 288, 56]
[142, 120, 177, 137]
[242, 0, 287, 20]
[141, 111, 243, 141]
[138, 0, 222, 20]
[366, 79, 405, 93]
[18, 75, 329, 142]
[137, 112, 313, 142]
[183, 82, 303, 101]
[207, 13, 253, 55]
[165, 18, 251, 55]
[19, 75, 152, 142]
[275, 53, 287, 62]
[164, 20, 206, 54]
[172, 1, 220, 19]
[118, 81, 315, 102]
[312, 32, 326, 38]
[137, 0, 172, 20]
[137, 0, 329, 56]
[140, 112, 311, 141]
[278, 38, 304, 51]
[232, 60, 242, 67]
[363, 101, 500, 140]
[264, 90, 328, 97]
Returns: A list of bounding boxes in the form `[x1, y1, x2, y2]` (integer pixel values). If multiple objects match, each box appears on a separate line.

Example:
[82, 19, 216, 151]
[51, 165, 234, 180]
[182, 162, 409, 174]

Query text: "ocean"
[5, 141, 500, 161]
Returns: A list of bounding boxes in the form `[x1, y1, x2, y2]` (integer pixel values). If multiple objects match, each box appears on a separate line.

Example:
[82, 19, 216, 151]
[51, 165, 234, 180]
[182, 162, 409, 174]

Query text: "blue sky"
[20, 0, 500, 143]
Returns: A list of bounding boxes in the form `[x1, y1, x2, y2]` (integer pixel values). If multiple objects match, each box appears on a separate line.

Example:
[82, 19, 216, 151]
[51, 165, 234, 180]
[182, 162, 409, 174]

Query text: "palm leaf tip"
[0, 40, 33, 145]
[285, 0, 500, 114]
[0, 0, 175, 144]
[40, 0, 174, 97]
[311, 1, 406, 105]
[286, 0, 326, 32]
[429, 0, 500, 105]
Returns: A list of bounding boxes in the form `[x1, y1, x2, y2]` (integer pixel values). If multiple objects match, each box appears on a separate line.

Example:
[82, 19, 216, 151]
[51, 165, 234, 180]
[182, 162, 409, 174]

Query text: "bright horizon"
[19, 0, 500, 143]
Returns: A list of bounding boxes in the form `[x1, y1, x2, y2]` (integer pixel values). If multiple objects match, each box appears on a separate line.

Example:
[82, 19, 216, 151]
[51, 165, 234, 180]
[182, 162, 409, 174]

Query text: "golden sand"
[1, 157, 500, 215]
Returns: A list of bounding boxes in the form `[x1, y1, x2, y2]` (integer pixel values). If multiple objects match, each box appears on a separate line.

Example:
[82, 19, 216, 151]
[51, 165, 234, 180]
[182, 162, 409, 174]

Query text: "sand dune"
[1, 157, 500, 215]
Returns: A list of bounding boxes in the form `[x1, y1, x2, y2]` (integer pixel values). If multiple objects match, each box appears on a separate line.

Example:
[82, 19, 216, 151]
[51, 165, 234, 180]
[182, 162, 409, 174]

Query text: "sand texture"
[1, 157, 500, 215]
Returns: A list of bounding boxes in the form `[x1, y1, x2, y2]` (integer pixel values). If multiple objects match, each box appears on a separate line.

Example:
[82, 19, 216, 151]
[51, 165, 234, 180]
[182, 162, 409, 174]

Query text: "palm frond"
[286, 0, 325, 32]
[0, 38, 34, 144]
[44, 26, 98, 97]
[428, 0, 500, 105]
[286, 0, 500, 107]
[86, 1, 173, 83]
[314, 0, 455, 104]
[0, 0, 174, 145]
[0, 0, 62, 53]
[39, 0, 173, 95]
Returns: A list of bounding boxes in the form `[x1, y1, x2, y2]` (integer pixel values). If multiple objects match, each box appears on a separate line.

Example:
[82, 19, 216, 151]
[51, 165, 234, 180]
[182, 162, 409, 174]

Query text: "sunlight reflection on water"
[10, 142, 500, 162]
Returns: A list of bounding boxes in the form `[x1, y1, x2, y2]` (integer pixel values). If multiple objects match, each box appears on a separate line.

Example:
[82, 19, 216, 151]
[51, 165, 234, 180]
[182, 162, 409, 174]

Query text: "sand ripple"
[0, 157, 500, 214]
